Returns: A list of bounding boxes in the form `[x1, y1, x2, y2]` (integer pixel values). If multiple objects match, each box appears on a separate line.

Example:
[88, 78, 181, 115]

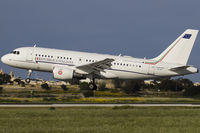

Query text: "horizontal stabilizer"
[169, 66, 190, 71]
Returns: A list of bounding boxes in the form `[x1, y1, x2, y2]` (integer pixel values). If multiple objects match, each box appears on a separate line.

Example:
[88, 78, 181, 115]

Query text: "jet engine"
[53, 67, 85, 80]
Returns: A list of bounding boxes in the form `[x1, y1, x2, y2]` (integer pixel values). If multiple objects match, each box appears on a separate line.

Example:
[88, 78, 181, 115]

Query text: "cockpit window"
[11, 51, 20, 55]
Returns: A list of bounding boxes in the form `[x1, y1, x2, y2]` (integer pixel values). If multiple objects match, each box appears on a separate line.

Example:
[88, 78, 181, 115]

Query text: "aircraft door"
[78, 57, 83, 64]
[148, 65, 155, 75]
[26, 49, 34, 61]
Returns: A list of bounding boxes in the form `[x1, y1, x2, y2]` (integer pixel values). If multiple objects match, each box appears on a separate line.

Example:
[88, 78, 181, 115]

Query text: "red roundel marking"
[58, 70, 63, 75]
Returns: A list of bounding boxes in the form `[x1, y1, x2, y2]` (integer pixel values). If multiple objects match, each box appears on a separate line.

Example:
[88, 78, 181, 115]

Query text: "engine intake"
[53, 67, 85, 80]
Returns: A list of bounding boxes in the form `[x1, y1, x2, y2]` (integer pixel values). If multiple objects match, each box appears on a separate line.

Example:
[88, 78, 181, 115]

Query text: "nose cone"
[1, 55, 9, 64]
[1, 55, 5, 63]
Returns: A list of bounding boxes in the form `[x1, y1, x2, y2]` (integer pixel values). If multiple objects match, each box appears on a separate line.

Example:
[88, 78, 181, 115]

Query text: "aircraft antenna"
[34, 42, 39, 47]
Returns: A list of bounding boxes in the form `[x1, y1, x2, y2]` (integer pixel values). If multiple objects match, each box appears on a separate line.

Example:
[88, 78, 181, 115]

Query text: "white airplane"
[1, 29, 199, 90]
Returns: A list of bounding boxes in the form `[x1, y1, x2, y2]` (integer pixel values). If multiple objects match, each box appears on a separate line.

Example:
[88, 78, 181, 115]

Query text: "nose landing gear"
[25, 70, 32, 83]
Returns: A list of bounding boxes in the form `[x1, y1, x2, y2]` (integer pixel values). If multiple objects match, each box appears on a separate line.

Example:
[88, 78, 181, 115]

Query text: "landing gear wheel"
[25, 78, 31, 83]
[88, 82, 97, 90]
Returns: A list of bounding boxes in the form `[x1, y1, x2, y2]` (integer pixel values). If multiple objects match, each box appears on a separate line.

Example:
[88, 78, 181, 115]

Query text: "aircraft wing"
[76, 58, 114, 74]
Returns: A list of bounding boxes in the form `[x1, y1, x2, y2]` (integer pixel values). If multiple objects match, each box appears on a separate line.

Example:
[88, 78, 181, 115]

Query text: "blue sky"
[0, 0, 200, 81]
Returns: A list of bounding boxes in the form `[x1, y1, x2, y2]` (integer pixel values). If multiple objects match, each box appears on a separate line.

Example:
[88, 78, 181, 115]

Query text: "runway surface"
[0, 103, 200, 107]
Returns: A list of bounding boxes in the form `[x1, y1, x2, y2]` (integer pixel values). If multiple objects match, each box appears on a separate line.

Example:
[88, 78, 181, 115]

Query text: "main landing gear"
[25, 70, 32, 83]
[88, 82, 97, 90]
[88, 78, 97, 90]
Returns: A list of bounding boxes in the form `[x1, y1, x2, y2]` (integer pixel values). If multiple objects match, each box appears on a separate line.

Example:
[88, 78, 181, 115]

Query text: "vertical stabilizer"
[150, 29, 198, 65]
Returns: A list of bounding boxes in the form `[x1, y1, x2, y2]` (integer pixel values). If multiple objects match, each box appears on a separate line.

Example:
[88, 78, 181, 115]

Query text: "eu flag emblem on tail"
[183, 34, 192, 39]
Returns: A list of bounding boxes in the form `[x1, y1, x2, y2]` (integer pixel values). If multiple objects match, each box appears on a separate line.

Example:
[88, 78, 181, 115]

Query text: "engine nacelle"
[53, 67, 74, 80]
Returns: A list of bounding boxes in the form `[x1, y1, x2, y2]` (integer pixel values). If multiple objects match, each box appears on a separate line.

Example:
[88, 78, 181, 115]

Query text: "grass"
[0, 97, 200, 104]
[0, 107, 200, 133]
[73, 97, 144, 103]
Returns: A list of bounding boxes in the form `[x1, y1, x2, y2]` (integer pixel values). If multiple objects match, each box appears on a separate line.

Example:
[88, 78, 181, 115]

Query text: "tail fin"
[151, 29, 199, 65]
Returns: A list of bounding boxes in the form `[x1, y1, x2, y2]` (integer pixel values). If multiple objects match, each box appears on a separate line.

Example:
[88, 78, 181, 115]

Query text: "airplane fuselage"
[1, 47, 198, 80]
